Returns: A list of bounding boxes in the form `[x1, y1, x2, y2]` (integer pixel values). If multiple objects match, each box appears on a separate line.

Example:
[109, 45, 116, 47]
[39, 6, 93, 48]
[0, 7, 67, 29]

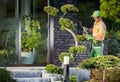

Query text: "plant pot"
[21, 52, 35, 64]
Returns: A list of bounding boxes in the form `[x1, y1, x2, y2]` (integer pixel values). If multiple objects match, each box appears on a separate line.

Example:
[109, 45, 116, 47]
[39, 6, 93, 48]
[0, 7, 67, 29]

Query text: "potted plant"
[21, 15, 41, 64]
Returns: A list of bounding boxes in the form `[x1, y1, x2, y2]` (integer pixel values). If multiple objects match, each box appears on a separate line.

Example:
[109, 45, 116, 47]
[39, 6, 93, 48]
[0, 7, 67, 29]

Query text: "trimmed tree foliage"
[78, 55, 120, 69]
[45, 64, 62, 74]
[100, 0, 120, 23]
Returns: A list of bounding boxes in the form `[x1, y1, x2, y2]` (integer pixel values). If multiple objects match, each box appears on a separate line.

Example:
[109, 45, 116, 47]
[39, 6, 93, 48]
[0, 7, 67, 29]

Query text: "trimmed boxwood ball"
[69, 75, 77, 82]
[45, 64, 63, 74]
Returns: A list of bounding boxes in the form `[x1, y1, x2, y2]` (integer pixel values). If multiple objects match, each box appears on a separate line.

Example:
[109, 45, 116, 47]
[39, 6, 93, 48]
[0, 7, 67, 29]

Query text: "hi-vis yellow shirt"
[93, 20, 106, 41]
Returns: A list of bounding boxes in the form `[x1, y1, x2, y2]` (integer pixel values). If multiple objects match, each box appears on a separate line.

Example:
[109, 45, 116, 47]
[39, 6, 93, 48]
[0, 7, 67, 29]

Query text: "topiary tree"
[44, 4, 86, 65]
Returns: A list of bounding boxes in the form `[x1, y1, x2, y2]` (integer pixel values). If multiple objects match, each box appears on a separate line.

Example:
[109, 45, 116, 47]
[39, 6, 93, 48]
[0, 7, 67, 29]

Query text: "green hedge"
[78, 55, 120, 82]
[78, 55, 120, 69]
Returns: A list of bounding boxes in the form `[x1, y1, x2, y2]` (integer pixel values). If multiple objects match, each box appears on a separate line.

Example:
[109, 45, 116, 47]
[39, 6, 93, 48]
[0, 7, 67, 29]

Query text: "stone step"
[14, 77, 51, 82]
[10, 69, 62, 82]
[42, 70, 62, 81]
[44, 73, 62, 81]
[11, 69, 42, 78]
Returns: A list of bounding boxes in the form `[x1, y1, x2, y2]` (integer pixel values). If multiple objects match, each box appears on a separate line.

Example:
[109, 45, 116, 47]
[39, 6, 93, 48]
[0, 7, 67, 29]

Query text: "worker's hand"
[86, 35, 93, 40]
[82, 27, 87, 31]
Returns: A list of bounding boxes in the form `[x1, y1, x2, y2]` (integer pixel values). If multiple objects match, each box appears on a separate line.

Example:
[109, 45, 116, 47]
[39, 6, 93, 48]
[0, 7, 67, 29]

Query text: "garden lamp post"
[63, 56, 69, 82]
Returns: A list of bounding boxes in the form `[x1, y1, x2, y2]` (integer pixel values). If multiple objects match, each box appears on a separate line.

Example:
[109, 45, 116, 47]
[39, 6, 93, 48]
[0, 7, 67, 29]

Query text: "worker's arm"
[88, 28, 93, 33]
[83, 27, 93, 33]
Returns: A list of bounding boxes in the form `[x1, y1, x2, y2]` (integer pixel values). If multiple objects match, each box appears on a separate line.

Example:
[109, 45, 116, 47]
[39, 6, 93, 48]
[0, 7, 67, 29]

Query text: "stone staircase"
[8, 67, 90, 82]
[10, 69, 62, 82]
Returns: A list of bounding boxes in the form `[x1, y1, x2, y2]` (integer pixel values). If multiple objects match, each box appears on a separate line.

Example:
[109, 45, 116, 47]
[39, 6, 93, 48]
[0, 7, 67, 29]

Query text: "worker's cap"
[91, 10, 101, 18]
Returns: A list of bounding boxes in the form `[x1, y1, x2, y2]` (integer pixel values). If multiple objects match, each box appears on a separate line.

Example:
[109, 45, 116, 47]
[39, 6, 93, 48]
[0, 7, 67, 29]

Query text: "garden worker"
[83, 10, 106, 58]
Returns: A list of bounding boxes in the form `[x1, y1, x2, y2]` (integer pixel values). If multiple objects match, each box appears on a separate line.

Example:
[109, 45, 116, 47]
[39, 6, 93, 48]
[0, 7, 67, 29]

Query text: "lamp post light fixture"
[63, 56, 69, 82]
